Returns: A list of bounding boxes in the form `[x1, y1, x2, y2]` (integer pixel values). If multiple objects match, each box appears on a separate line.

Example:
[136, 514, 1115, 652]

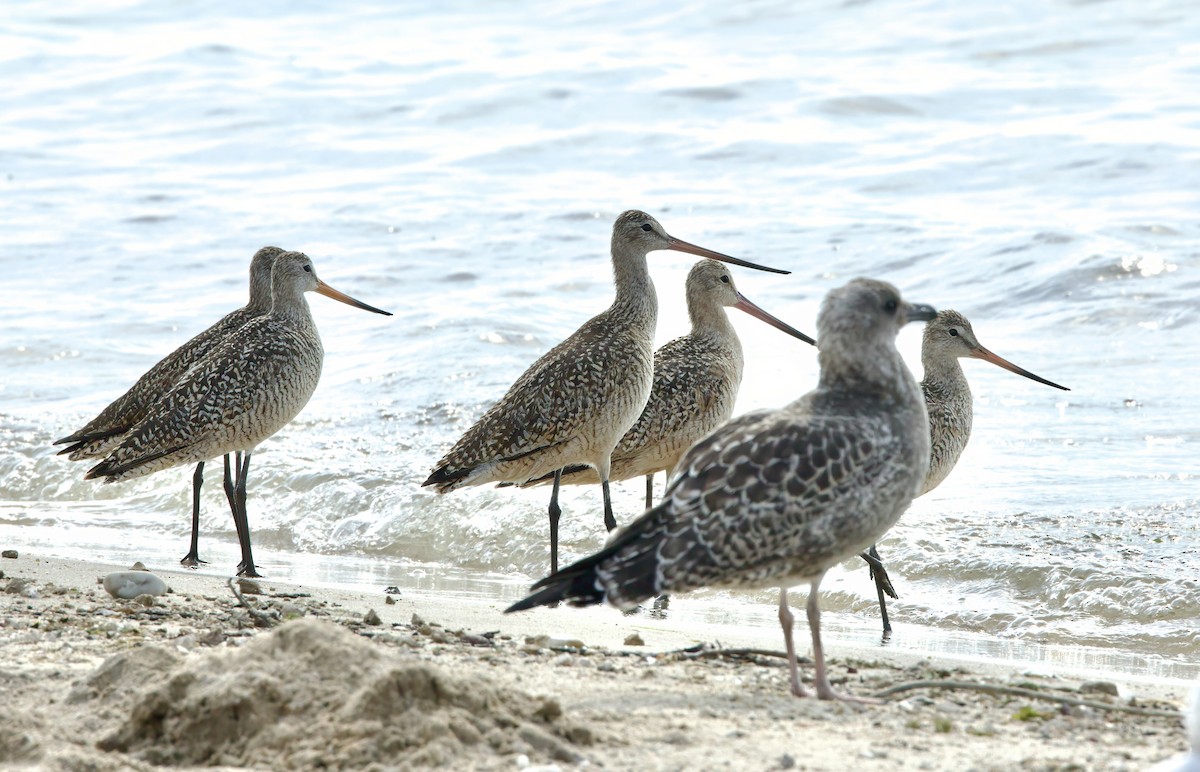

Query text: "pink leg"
[806, 575, 880, 704]
[778, 587, 810, 698]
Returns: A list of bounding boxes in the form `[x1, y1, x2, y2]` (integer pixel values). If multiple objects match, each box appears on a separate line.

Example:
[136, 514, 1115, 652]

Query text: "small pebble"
[4, 578, 32, 595]
[1, 549, 18, 559]
[384, 595, 396, 605]
[1079, 680, 1120, 697]
[363, 609, 382, 626]
[624, 632, 645, 646]
[102, 571, 167, 600]
[129, 561, 148, 571]
[460, 633, 492, 647]
[237, 579, 263, 595]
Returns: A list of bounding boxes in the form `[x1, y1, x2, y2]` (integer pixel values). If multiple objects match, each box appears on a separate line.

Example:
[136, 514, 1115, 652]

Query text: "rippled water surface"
[2, 0, 1197, 679]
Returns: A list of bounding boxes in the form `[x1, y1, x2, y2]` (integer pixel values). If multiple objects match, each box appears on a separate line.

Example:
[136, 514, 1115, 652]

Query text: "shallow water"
[2, 0, 1198, 680]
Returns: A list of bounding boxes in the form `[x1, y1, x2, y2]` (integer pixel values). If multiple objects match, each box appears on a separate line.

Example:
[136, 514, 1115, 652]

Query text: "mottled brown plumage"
[55, 246, 283, 567]
[54, 246, 283, 460]
[509, 278, 936, 702]
[423, 211, 789, 573]
[515, 259, 814, 506]
[85, 251, 391, 575]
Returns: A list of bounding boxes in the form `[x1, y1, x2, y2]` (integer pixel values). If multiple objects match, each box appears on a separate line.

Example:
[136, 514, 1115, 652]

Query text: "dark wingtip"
[421, 466, 464, 490]
[504, 586, 561, 614]
[53, 428, 124, 456]
[504, 576, 605, 614]
[504, 555, 610, 614]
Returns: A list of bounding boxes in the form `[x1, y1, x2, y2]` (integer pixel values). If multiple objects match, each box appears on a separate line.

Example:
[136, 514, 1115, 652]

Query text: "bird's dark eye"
[948, 328, 959, 337]
[303, 264, 312, 273]
[884, 298, 898, 313]
[720, 275, 730, 284]
[640, 223, 652, 232]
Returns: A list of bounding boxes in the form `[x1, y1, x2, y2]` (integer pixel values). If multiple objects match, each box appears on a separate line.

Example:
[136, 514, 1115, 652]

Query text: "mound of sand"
[4, 555, 1192, 772]
[82, 618, 586, 769]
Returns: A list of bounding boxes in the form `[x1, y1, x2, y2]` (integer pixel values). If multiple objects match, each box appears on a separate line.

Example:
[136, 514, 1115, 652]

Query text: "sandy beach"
[0, 550, 1193, 771]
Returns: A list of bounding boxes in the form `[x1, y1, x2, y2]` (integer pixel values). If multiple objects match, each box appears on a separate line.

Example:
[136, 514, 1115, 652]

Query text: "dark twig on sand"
[228, 577, 276, 628]
[634, 643, 813, 665]
[639, 647, 1181, 719]
[682, 647, 812, 664]
[874, 680, 1182, 718]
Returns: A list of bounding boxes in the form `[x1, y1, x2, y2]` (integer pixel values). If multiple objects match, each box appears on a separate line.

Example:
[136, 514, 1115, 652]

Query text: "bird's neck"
[611, 250, 657, 326]
[920, 350, 974, 456]
[689, 300, 738, 351]
[920, 348, 970, 400]
[247, 291, 273, 315]
[818, 334, 920, 406]
[271, 289, 314, 326]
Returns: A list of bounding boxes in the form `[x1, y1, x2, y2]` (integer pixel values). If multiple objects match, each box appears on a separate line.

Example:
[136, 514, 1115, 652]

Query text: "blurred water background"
[2, 0, 1197, 681]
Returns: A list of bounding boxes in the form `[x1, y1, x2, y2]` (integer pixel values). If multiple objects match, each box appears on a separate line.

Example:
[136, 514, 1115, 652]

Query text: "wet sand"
[0, 550, 1193, 770]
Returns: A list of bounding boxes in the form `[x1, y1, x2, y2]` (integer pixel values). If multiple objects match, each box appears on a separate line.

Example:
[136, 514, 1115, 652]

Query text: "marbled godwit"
[423, 211, 789, 573]
[864, 309, 1069, 636]
[85, 251, 391, 576]
[510, 259, 815, 511]
[55, 246, 282, 567]
[508, 278, 936, 702]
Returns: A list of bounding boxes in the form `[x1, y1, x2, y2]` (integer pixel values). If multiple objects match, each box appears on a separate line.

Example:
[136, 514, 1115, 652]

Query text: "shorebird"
[508, 278, 936, 702]
[423, 211, 789, 574]
[863, 309, 1069, 636]
[84, 251, 391, 576]
[55, 246, 282, 567]
[509, 259, 815, 511]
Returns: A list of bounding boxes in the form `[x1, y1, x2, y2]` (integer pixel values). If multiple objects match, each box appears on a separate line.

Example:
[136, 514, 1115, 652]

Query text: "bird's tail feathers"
[422, 458, 497, 492]
[54, 430, 124, 460]
[85, 446, 182, 482]
[506, 503, 671, 613]
[421, 464, 471, 492]
[504, 567, 606, 612]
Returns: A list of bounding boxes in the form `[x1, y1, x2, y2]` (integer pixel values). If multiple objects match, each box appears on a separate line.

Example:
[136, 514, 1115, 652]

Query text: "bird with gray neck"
[508, 278, 935, 702]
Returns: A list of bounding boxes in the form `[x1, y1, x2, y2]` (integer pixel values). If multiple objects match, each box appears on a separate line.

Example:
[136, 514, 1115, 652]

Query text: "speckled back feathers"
[55, 246, 284, 460]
